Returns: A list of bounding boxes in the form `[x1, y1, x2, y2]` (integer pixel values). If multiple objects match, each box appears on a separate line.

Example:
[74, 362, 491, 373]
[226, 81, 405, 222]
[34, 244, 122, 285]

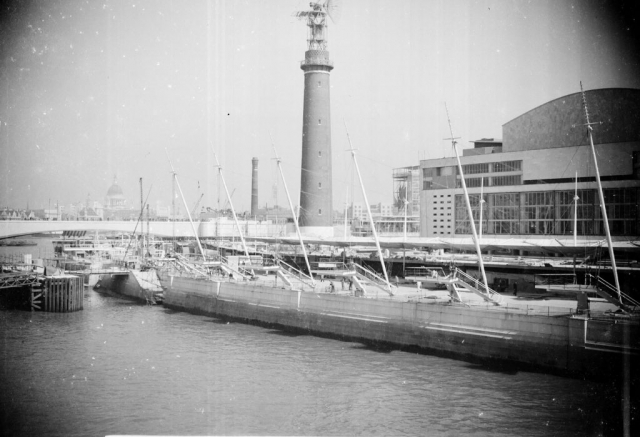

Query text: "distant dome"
[105, 177, 126, 209]
[107, 183, 124, 197]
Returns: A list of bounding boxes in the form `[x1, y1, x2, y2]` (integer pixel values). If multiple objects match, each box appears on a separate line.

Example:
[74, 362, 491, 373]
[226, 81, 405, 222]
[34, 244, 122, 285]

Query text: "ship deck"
[183, 270, 624, 319]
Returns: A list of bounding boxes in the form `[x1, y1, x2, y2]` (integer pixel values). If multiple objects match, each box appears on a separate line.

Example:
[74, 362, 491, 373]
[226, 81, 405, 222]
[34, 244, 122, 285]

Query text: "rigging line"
[356, 152, 401, 171]
[122, 185, 153, 263]
[298, 190, 325, 199]
[548, 135, 588, 192]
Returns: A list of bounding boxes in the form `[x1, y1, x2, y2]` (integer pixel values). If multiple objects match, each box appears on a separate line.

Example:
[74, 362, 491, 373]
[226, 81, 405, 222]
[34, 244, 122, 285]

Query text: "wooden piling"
[40, 276, 83, 312]
[30, 286, 42, 311]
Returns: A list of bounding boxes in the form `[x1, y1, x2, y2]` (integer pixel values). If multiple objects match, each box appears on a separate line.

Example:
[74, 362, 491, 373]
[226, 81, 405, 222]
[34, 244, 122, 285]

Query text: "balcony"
[300, 58, 334, 68]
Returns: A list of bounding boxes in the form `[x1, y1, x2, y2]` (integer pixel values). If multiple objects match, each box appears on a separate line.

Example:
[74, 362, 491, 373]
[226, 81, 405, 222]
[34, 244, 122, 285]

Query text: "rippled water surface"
[1, 287, 625, 437]
[0, 240, 627, 435]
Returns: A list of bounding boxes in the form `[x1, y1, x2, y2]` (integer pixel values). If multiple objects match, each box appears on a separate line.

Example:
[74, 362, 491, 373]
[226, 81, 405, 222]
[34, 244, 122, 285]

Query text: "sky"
[1, 0, 639, 213]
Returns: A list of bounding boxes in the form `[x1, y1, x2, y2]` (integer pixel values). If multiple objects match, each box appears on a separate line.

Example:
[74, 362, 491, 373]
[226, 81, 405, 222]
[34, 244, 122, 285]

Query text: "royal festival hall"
[414, 88, 640, 245]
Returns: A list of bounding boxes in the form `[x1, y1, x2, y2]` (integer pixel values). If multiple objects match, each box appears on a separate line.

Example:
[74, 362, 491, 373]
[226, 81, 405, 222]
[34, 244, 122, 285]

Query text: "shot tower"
[295, 1, 340, 237]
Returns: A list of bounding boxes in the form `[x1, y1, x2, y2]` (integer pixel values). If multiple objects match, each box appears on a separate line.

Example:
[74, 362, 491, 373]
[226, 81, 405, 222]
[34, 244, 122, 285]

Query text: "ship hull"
[159, 274, 637, 379]
[95, 270, 163, 304]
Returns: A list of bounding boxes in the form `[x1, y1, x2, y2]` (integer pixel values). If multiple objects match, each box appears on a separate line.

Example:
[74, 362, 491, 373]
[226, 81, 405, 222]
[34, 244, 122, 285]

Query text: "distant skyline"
[1, 0, 639, 213]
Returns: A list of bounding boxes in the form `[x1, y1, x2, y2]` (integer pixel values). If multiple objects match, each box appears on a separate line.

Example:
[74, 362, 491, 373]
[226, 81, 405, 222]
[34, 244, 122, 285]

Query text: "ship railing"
[221, 257, 312, 287]
[534, 274, 577, 286]
[236, 265, 255, 278]
[587, 274, 639, 312]
[453, 267, 503, 305]
[310, 260, 348, 271]
[211, 256, 249, 281]
[276, 259, 316, 290]
[169, 253, 210, 278]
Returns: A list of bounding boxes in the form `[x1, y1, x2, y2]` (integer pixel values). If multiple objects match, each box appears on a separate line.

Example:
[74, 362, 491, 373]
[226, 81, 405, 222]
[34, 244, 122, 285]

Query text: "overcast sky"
[1, 0, 639, 213]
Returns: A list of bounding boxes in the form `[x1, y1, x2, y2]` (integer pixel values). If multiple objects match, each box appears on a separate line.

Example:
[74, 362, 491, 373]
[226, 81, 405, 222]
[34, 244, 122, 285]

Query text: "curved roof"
[502, 88, 640, 152]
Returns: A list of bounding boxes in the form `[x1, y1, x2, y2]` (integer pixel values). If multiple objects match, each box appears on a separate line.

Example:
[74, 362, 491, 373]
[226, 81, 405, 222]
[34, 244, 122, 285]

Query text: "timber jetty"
[0, 257, 84, 312]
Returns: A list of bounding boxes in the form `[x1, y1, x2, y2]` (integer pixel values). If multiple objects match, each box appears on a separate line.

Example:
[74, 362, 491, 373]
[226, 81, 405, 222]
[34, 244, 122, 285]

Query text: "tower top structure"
[294, 1, 341, 52]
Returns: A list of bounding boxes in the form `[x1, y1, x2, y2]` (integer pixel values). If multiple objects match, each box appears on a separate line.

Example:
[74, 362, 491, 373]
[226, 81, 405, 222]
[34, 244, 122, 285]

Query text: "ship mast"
[165, 150, 207, 262]
[344, 121, 393, 296]
[212, 150, 251, 262]
[444, 104, 490, 294]
[573, 172, 579, 247]
[580, 83, 621, 302]
[478, 177, 485, 240]
[270, 135, 315, 286]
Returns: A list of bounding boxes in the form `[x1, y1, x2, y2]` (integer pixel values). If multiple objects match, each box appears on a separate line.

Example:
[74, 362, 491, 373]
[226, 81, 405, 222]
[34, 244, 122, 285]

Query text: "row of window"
[452, 187, 639, 235]
[455, 175, 523, 188]
[422, 160, 523, 178]
[456, 218, 638, 236]
[493, 160, 522, 172]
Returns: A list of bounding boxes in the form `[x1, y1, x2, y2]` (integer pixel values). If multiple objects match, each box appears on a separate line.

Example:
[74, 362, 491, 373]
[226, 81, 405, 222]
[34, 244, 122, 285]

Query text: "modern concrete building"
[297, 3, 334, 237]
[416, 88, 640, 240]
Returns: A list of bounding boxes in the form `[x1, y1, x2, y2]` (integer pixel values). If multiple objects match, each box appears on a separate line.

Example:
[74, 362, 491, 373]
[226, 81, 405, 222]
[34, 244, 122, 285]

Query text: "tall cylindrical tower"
[297, 3, 334, 237]
[251, 157, 259, 217]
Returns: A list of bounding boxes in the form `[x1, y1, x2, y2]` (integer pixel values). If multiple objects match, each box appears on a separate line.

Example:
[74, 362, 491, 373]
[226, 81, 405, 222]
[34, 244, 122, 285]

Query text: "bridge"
[3, 220, 639, 257]
[0, 219, 288, 240]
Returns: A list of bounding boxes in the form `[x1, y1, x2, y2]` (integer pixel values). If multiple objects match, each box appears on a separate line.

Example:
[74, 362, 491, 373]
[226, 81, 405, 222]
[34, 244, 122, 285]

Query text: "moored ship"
[157, 255, 638, 379]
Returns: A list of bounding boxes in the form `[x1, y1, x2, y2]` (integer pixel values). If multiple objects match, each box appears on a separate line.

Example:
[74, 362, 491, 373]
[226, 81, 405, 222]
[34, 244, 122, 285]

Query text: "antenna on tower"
[579, 81, 603, 131]
[294, 0, 341, 51]
[325, 0, 342, 24]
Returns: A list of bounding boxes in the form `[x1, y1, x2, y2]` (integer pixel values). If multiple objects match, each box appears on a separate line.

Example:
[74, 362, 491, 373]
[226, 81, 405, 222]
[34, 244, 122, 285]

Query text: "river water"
[0, 238, 627, 436]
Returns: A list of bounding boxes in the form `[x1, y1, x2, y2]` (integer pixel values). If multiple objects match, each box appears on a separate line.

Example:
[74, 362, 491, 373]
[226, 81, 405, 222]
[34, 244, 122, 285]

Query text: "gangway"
[452, 267, 503, 306]
[347, 263, 396, 296]
[404, 267, 448, 288]
[170, 253, 210, 277]
[233, 257, 316, 289]
[164, 252, 317, 288]
[588, 274, 639, 313]
[308, 261, 395, 296]
[276, 259, 316, 290]
[203, 259, 250, 281]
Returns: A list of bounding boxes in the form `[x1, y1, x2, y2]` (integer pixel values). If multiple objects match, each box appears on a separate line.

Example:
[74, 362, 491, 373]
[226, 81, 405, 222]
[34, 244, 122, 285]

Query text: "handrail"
[277, 259, 312, 281]
[588, 274, 640, 310]
[350, 263, 395, 295]
[534, 273, 577, 286]
[454, 267, 502, 305]
[172, 253, 210, 277]
[276, 259, 316, 290]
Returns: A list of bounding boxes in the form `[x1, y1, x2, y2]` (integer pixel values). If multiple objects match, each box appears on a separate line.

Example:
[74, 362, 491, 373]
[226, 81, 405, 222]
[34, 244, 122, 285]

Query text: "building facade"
[417, 88, 640, 239]
[392, 165, 421, 216]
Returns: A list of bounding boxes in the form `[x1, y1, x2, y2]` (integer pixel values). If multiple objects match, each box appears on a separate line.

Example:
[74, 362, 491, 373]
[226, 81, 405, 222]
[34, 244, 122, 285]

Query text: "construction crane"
[191, 193, 204, 218]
